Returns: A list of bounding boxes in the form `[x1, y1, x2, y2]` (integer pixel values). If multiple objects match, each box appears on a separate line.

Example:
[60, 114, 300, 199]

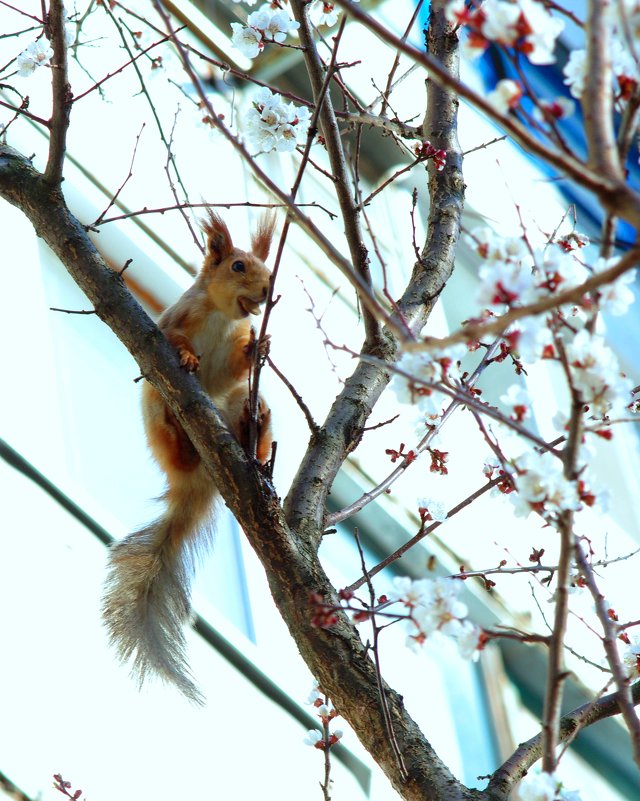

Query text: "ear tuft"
[251, 211, 277, 262]
[203, 211, 233, 265]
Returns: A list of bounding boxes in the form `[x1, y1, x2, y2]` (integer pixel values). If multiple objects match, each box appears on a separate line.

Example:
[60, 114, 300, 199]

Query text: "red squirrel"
[102, 211, 275, 703]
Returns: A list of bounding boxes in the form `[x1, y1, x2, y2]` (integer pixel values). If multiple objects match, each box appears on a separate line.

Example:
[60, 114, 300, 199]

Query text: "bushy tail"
[102, 467, 217, 704]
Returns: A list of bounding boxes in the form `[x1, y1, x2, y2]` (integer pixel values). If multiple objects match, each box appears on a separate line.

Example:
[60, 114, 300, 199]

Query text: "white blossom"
[518, 0, 564, 64]
[391, 576, 469, 639]
[305, 679, 321, 705]
[391, 344, 466, 419]
[477, 259, 537, 309]
[231, 22, 262, 58]
[418, 497, 448, 523]
[487, 79, 523, 113]
[454, 0, 563, 64]
[511, 450, 580, 518]
[519, 771, 582, 801]
[508, 317, 554, 364]
[265, 9, 299, 43]
[500, 384, 531, 421]
[457, 621, 483, 661]
[534, 96, 576, 122]
[479, 0, 521, 43]
[622, 635, 640, 679]
[564, 38, 640, 100]
[466, 227, 530, 264]
[309, 1, 341, 27]
[389, 576, 432, 608]
[303, 729, 323, 746]
[563, 48, 587, 98]
[594, 259, 637, 316]
[536, 247, 589, 295]
[231, 5, 299, 59]
[445, 0, 468, 24]
[244, 87, 310, 153]
[566, 330, 633, 418]
[16, 39, 54, 77]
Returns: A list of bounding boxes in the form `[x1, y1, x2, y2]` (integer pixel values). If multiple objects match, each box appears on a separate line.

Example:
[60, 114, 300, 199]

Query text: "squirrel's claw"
[178, 348, 200, 372]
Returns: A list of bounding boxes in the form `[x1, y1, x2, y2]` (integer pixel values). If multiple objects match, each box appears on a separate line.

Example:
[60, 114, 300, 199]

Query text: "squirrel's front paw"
[178, 348, 200, 372]
[244, 331, 271, 360]
[256, 334, 271, 359]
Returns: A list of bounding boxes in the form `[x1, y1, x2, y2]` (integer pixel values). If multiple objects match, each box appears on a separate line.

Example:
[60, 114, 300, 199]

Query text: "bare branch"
[574, 541, 640, 764]
[44, 0, 71, 185]
[488, 680, 640, 800]
[583, 0, 622, 178]
[290, 0, 381, 348]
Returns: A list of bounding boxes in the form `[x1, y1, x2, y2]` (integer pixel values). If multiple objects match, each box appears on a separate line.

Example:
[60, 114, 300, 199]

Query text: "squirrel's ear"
[251, 211, 277, 262]
[203, 212, 233, 264]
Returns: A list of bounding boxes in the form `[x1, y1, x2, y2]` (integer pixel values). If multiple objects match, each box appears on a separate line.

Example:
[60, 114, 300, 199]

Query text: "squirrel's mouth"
[238, 296, 263, 316]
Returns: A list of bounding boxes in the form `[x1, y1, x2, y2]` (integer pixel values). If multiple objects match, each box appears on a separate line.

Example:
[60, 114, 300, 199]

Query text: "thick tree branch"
[0, 142, 481, 801]
[583, 0, 622, 178]
[284, 1, 464, 542]
[487, 680, 640, 800]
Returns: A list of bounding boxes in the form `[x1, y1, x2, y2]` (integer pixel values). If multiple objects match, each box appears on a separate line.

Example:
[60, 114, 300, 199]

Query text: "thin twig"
[354, 528, 408, 781]
[344, 476, 503, 593]
[92, 123, 145, 228]
[95, 200, 337, 226]
[267, 355, 319, 434]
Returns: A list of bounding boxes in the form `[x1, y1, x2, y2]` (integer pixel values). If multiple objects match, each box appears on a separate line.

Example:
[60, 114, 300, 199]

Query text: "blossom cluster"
[510, 450, 581, 520]
[445, 0, 564, 65]
[486, 77, 575, 120]
[15, 7, 75, 78]
[563, 9, 640, 101]
[230, 5, 299, 59]
[389, 576, 484, 659]
[519, 771, 582, 801]
[230, 0, 357, 34]
[16, 40, 54, 77]
[391, 344, 466, 422]
[566, 329, 634, 419]
[244, 87, 311, 153]
[468, 227, 637, 418]
[303, 680, 344, 749]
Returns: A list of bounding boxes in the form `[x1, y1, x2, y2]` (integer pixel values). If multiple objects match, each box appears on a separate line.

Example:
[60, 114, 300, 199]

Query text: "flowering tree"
[1, 1, 640, 800]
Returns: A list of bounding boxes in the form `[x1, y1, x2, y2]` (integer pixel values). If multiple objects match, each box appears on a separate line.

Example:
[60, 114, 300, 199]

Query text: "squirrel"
[102, 211, 276, 703]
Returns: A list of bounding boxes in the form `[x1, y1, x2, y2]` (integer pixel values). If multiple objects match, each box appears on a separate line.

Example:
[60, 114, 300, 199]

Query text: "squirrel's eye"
[231, 260, 246, 273]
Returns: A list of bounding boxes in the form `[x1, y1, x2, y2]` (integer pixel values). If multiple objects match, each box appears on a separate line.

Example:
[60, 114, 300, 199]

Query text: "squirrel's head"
[201, 211, 276, 320]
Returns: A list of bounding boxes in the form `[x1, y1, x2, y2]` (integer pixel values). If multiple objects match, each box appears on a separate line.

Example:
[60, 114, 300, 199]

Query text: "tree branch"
[44, 0, 71, 185]
[290, 0, 381, 348]
[284, 0, 465, 542]
[331, 0, 640, 231]
[487, 680, 640, 800]
[0, 139, 484, 801]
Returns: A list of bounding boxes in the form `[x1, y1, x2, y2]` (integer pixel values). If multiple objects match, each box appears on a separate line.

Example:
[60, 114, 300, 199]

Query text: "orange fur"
[103, 212, 276, 702]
